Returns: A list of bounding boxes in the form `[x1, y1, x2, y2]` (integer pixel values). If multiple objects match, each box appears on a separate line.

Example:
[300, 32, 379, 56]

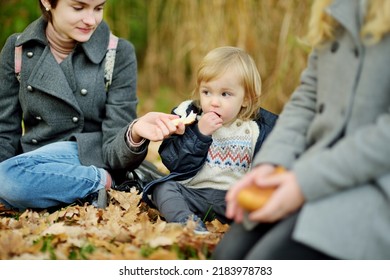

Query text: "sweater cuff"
[126, 119, 146, 151]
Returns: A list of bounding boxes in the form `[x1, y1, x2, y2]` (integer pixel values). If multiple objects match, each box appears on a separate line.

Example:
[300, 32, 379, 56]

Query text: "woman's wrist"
[126, 119, 146, 148]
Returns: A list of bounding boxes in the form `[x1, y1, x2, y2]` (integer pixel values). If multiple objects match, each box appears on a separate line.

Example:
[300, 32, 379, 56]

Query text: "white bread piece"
[172, 110, 197, 125]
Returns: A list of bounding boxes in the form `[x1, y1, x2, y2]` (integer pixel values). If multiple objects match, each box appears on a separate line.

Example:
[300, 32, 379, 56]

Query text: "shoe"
[117, 160, 166, 194]
[93, 188, 108, 208]
[113, 161, 166, 194]
[77, 188, 108, 209]
[112, 178, 143, 193]
[193, 221, 209, 235]
[180, 215, 209, 235]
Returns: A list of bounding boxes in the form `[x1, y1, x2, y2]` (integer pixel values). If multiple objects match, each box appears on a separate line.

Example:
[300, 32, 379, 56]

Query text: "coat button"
[245, 129, 250, 134]
[72, 117, 79, 123]
[26, 52, 34, 58]
[32, 139, 38, 144]
[330, 41, 339, 53]
[318, 103, 325, 113]
[236, 121, 242, 127]
[80, 89, 88, 96]
[27, 85, 34, 92]
[353, 48, 359, 57]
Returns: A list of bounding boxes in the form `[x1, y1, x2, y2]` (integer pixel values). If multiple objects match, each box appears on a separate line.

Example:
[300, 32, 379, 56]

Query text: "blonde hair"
[306, 0, 390, 46]
[192, 46, 262, 121]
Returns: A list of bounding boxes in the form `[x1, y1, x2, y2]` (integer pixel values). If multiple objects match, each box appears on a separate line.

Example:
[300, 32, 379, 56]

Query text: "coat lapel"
[27, 47, 81, 112]
[18, 17, 111, 113]
[326, 0, 362, 46]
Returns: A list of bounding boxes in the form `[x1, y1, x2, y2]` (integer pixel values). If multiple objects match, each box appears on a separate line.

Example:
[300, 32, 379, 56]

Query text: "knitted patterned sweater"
[179, 119, 259, 191]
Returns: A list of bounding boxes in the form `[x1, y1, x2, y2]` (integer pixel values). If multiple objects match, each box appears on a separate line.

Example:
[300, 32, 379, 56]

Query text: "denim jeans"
[0, 141, 107, 210]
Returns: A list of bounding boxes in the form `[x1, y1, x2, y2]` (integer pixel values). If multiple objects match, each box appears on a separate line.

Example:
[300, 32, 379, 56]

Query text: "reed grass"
[107, 0, 312, 115]
[1, 0, 313, 115]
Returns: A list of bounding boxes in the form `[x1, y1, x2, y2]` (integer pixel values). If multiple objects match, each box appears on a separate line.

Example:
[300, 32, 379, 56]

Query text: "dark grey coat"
[255, 0, 390, 259]
[0, 17, 147, 171]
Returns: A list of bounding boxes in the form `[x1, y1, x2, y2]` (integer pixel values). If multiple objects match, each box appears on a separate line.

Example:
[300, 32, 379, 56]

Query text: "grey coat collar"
[15, 17, 111, 64]
[326, 0, 364, 45]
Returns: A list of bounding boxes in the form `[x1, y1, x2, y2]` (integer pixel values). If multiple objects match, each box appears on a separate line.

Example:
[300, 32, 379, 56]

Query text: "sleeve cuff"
[126, 119, 147, 150]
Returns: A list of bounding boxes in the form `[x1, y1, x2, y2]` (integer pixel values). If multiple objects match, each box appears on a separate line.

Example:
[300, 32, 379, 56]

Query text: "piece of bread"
[237, 166, 285, 212]
[171, 110, 197, 125]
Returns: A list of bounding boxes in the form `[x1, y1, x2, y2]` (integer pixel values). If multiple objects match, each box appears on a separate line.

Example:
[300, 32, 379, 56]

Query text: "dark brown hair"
[39, 0, 59, 22]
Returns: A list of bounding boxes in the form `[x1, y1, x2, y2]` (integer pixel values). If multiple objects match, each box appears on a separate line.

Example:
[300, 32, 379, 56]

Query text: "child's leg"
[190, 189, 230, 223]
[153, 184, 228, 223]
[0, 141, 108, 210]
[152, 180, 195, 222]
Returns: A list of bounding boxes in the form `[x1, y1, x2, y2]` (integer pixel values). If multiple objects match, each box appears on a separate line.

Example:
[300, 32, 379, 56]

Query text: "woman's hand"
[226, 164, 305, 223]
[248, 168, 305, 223]
[226, 164, 275, 222]
[198, 112, 223, 136]
[131, 112, 185, 142]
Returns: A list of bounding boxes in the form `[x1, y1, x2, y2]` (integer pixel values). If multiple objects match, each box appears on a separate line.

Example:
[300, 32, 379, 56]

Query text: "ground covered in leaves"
[0, 188, 229, 260]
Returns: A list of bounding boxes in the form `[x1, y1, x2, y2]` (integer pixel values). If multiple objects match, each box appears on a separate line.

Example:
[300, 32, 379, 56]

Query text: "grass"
[1, 0, 313, 115]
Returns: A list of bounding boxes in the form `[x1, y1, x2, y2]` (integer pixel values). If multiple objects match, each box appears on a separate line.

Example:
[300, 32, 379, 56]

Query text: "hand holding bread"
[237, 166, 286, 212]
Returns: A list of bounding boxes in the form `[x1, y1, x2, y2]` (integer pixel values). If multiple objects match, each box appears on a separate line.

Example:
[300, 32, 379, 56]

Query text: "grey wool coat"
[254, 0, 390, 259]
[0, 17, 147, 171]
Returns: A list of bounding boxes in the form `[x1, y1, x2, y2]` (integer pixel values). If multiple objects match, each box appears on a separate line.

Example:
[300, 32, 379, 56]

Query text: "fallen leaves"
[0, 188, 229, 260]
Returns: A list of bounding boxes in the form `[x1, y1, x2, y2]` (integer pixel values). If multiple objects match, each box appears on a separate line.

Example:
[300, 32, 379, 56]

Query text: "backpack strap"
[15, 36, 22, 82]
[104, 32, 119, 92]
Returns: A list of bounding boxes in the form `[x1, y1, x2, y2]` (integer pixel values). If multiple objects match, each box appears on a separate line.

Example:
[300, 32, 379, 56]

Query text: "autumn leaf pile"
[0, 188, 229, 260]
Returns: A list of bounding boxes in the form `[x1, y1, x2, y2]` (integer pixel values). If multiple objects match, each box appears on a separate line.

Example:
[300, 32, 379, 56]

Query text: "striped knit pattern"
[207, 137, 252, 169]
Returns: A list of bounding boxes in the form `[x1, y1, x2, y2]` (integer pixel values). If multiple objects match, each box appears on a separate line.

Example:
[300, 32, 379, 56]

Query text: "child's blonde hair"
[192, 46, 262, 121]
[306, 0, 390, 46]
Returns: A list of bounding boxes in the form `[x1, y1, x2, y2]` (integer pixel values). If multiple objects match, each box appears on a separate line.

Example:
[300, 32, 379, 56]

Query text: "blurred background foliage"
[0, 0, 312, 115]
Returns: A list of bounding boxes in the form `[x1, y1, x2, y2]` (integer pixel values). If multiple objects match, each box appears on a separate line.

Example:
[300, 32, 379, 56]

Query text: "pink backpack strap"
[108, 32, 118, 50]
[104, 32, 119, 92]
[15, 36, 22, 81]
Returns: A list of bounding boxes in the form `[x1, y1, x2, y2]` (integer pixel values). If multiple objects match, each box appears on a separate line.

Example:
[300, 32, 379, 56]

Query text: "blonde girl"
[142, 46, 278, 234]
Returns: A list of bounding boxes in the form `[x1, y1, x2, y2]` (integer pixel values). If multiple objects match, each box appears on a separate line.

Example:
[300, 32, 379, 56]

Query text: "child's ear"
[242, 97, 249, 108]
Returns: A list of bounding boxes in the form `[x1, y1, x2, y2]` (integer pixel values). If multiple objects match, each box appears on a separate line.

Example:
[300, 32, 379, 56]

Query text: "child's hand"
[198, 112, 223, 135]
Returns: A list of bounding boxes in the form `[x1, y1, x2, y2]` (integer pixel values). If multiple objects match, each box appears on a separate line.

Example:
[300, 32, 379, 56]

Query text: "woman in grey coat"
[0, 0, 183, 211]
[213, 0, 390, 260]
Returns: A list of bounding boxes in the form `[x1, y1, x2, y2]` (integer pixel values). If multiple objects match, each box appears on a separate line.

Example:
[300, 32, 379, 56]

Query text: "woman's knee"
[0, 159, 31, 202]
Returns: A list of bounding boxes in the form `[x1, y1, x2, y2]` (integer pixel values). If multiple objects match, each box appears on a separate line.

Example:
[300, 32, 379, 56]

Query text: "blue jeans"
[0, 141, 107, 210]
